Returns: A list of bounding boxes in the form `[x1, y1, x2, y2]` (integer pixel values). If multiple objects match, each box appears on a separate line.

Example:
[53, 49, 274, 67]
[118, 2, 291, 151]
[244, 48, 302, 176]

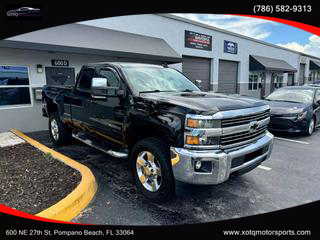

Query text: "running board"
[72, 132, 128, 159]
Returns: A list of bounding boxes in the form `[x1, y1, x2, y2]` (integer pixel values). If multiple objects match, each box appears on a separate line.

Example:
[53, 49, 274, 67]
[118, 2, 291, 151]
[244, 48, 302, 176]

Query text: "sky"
[173, 14, 320, 57]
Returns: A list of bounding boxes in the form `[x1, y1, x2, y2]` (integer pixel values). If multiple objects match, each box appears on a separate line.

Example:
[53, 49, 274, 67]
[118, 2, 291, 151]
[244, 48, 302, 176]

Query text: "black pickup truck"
[42, 62, 274, 202]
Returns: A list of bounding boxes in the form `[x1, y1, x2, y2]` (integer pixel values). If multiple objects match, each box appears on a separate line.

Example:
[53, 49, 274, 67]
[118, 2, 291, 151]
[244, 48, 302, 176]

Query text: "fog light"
[195, 160, 202, 170]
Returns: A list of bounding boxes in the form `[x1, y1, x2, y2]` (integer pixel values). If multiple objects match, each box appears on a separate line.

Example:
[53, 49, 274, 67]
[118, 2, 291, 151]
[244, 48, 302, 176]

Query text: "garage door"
[218, 60, 238, 94]
[182, 56, 211, 92]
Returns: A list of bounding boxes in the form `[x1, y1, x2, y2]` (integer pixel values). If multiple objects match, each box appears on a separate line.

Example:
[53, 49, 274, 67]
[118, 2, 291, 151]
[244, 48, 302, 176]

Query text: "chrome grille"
[183, 106, 270, 150]
[220, 109, 270, 149]
[221, 126, 268, 148]
[221, 109, 270, 128]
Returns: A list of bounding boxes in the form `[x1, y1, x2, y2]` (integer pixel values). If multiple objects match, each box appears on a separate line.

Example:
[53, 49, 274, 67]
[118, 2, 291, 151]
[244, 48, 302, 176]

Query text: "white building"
[0, 14, 320, 132]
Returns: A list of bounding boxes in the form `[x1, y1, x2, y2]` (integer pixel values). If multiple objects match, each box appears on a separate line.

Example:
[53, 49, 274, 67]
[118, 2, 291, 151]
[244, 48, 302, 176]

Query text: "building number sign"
[51, 59, 69, 67]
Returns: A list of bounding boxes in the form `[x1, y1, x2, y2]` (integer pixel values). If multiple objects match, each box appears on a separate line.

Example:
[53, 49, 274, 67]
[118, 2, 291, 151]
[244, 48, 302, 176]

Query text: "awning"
[310, 60, 320, 70]
[0, 24, 182, 64]
[249, 55, 297, 72]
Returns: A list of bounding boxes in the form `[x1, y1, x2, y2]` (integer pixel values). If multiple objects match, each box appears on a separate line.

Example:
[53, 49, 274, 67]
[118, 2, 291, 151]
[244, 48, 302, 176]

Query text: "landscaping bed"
[0, 143, 81, 215]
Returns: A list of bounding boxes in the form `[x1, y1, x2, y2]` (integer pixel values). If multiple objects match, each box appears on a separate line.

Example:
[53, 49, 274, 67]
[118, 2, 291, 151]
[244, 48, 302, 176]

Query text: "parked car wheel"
[305, 117, 315, 136]
[130, 137, 175, 202]
[48, 112, 72, 146]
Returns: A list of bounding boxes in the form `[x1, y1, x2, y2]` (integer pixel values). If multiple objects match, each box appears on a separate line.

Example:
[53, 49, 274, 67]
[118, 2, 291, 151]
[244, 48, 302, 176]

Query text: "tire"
[48, 112, 72, 146]
[130, 137, 175, 202]
[304, 117, 315, 136]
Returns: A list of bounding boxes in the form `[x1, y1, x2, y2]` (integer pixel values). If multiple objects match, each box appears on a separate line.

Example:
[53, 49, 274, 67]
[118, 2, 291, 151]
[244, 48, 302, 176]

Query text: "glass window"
[77, 68, 95, 91]
[97, 69, 120, 96]
[0, 88, 31, 106]
[0, 66, 31, 107]
[248, 75, 253, 90]
[0, 66, 29, 85]
[99, 69, 120, 88]
[266, 88, 314, 104]
[274, 75, 283, 89]
[122, 66, 199, 95]
[248, 74, 258, 90]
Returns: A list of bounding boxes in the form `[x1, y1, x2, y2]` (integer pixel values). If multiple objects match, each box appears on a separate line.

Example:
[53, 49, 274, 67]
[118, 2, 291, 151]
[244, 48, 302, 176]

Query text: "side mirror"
[195, 79, 202, 89]
[91, 77, 123, 98]
[91, 77, 108, 98]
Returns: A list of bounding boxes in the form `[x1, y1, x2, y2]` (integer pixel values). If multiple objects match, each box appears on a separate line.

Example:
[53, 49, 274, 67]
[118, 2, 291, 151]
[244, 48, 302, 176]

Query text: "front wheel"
[130, 137, 175, 202]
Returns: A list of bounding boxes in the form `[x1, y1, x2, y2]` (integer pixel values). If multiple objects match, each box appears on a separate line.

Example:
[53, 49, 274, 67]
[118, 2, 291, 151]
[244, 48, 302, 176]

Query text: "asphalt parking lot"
[28, 128, 320, 225]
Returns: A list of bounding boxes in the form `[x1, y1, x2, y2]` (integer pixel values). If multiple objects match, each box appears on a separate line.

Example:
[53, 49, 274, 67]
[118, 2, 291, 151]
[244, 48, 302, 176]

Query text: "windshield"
[266, 88, 314, 104]
[121, 66, 200, 95]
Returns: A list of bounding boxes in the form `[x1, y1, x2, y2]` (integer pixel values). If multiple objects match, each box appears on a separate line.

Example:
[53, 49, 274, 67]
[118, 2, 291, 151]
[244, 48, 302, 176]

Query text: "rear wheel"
[130, 137, 175, 202]
[48, 112, 72, 146]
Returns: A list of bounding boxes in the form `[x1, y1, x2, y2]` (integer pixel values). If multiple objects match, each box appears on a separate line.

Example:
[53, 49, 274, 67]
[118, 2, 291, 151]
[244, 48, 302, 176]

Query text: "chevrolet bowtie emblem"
[249, 121, 259, 133]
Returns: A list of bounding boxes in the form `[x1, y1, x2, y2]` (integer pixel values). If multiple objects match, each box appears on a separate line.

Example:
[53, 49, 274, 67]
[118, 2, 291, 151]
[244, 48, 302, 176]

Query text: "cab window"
[77, 68, 95, 91]
[98, 69, 120, 88]
[97, 69, 120, 95]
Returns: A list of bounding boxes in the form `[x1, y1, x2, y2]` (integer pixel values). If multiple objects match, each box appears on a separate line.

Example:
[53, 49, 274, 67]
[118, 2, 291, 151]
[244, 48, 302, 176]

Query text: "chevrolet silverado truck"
[42, 62, 274, 202]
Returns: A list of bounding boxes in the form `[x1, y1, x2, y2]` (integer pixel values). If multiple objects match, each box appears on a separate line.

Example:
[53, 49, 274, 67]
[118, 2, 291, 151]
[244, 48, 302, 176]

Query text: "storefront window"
[0, 66, 31, 107]
[248, 74, 258, 90]
[274, 75, 283, 89]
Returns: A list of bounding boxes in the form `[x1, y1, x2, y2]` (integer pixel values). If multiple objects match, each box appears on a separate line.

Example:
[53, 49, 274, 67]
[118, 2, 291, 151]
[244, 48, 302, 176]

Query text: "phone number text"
[253, 5, 312, 14]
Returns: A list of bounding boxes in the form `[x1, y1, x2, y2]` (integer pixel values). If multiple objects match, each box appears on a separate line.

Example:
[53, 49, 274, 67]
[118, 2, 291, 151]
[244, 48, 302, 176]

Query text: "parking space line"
[258, 165, 272, 171]
[274, 137, 309, 145]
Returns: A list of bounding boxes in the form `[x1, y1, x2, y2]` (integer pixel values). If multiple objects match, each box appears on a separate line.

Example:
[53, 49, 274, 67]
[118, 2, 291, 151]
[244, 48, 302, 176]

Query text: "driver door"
[87, 67, 125, 145]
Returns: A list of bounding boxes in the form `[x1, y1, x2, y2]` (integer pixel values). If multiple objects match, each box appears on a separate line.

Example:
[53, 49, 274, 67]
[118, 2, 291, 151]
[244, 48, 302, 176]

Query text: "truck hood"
[139, 91, 266, 113]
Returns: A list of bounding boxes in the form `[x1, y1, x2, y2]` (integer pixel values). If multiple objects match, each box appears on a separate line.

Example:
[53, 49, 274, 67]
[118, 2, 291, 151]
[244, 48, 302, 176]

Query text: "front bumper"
[268, 116, 308, 133]
[171, 131, 274, 185]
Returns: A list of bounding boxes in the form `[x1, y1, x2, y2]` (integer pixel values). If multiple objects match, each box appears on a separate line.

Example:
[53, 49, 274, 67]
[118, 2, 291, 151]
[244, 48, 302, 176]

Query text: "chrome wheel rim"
[309, 119, 314, 135]
[136, 151, 162, 192]
[50, 119, 59, 141]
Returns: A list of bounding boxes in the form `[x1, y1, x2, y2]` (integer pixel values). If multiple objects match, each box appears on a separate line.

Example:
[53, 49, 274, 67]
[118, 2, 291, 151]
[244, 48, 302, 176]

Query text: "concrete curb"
[10, 129, 98, 222]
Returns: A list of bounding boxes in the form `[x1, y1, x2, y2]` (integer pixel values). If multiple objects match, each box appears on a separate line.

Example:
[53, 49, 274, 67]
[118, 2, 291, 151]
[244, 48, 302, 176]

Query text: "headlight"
[185, 115, 221, 147]
[297, 111, 307, 121]
[186, 118, 221, 128]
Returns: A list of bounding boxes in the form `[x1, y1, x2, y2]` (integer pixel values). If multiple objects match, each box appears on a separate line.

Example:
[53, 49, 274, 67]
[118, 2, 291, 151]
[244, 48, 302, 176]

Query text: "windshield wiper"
[269, 99, 302, 103]
[139, 90, 175, 95]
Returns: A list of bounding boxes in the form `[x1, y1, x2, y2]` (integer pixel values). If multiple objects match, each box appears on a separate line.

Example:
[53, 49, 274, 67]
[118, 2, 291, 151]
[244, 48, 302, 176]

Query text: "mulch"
[0, 143, 81, 215]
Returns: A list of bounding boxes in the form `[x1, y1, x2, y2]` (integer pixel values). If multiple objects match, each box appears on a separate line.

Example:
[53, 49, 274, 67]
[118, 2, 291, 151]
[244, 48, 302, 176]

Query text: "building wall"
[82, 14, 302, 93]
[0, 48, 114, 132]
